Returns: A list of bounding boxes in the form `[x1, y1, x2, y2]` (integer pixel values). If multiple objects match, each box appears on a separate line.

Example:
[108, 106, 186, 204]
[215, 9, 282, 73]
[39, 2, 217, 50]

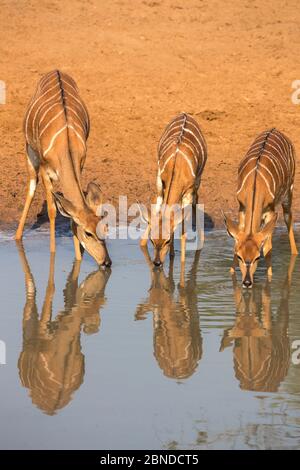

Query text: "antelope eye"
[237, 255, 243, 262]
[85, 231, 94, 239]
[254, 256, 260, 262]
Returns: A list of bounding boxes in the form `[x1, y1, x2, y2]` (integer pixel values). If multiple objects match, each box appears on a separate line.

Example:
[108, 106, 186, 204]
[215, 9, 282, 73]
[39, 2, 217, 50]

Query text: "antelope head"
[224, 213, 278, 288]
[53, 182, 111, 267]
[139, 204, 183, 267]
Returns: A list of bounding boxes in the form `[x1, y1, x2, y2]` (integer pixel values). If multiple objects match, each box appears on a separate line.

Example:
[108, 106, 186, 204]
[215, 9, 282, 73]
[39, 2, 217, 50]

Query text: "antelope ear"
[137, 201, 150, 225]
[223, 212, 239, 240]
[52, 192, 82, 226]
[86, 182, 103, 215]
[256, 213, 278, 246]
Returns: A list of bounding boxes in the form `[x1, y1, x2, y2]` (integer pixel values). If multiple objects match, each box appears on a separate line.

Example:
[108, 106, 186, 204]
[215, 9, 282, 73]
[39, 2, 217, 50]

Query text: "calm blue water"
[0, 227, 299, 449]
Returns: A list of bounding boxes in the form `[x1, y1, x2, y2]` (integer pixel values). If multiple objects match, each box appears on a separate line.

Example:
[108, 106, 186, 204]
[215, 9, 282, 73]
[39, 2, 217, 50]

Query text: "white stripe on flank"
[67, 124, 86, 149]
[43, 125, 67, 156]
[159, 140, 177, 160]
[39, 72, 58, 87]
[38, 75, 58, 92]
[160, 152, 175, 174]
[160, 129, 181, 148]
[61, 78, 78, 94]
[68, 119, 84, 133]
[237, 167, 256, 194]
[31, 90, 62, 139]
[25, 85, 60, 140]
[39, 101, 62, 126]
[185, 128, 205, 156]
[159, 118, 185, 144]
[257, 169, 275, 199]
[258, 162, 276, 193]
[270, 133, 289, 161]
[177, 149, 196, 177]
[65, 106, 85, 130]
[261, 149, 285, 181]
[39, 109, 64, 137]
[159, 133, 180, 155]
[264, 143, 288, 173]
[238, 156, 258, 175]
[186, 120, 203, 140]
[261, 154, 282, 184]
[63, 91, 89, 124]
[180, 141, 199, 165]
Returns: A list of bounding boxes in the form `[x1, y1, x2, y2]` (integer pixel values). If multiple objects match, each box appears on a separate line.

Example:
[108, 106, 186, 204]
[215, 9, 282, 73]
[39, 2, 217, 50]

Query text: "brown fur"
[225, 129, 297, 286]
[15, 70, 111, 266]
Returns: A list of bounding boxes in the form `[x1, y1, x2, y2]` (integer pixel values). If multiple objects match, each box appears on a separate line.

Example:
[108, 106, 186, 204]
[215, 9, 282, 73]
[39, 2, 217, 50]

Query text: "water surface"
[0, 227, 299, 449]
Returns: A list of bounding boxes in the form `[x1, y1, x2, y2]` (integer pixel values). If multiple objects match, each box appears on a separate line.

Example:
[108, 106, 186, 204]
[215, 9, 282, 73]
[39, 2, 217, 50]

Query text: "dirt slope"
[0, 0, 300, 228]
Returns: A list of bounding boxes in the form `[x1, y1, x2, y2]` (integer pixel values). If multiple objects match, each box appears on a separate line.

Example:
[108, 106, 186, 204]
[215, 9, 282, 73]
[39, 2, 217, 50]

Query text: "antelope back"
[158, 113, 207, 204]
[25, 70, 89, 163]
[237, 128, 295, 217]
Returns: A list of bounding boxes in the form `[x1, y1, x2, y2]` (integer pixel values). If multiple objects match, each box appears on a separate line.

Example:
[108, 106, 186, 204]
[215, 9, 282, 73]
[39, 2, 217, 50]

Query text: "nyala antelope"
[15, 70, 111, 267]
[140, 113, 207, 266]
[224, 128, 298, 288]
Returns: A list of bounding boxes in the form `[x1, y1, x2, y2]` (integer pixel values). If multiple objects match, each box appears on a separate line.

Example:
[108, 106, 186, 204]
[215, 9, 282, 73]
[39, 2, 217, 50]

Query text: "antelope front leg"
[71, 221, 83, 261]
[263, 238, 273, 281]
[230, 254, 239, 275]
[140, 224, 150, 248]
[263, 211, 275, 280]
[73, 236, 82, 260]
[41, 169, 56, 253]
[282, 188, 298, 255]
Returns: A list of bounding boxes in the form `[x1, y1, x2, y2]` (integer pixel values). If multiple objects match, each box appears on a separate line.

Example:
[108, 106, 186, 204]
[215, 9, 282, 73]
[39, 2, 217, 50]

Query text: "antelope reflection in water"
[136, 247, 202, 380]
[221, 256, 296, 392]
[17, 242, 111, 415]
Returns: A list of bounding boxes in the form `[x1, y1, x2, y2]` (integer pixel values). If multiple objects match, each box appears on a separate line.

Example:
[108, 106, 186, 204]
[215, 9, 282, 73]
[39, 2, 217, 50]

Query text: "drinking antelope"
[140, 112, 207, 266]
[224, 128, 298, 287]
[15, 70, 111, 266]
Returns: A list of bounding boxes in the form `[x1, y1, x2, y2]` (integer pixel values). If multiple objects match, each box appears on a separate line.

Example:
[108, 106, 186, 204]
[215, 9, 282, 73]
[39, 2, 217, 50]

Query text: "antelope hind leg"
[41, 168, 56, 253]
[282, 188, 298, 255]
[15, 146, 39, 240]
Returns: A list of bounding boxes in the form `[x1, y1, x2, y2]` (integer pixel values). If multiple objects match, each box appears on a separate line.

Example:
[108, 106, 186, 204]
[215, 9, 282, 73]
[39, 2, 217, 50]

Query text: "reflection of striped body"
[237, 129, 295, 232]
[25, 70, 89, 173]
[157, 113, 207, 204]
